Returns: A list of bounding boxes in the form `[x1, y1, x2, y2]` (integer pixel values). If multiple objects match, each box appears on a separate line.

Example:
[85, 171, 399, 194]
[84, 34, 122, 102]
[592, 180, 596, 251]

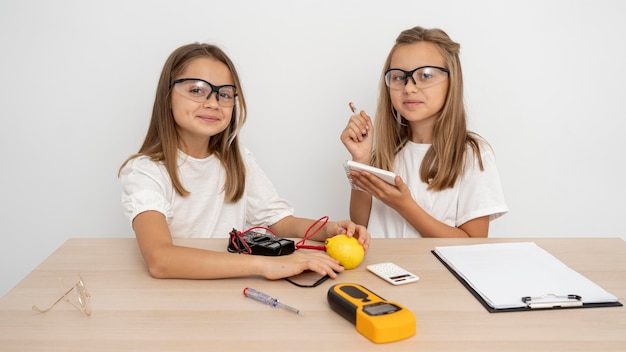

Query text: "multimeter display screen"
[363, 302, 401, 316]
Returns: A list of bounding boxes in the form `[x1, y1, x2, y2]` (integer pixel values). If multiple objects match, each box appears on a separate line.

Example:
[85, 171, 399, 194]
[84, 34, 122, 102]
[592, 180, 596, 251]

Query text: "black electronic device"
[227, 228, 295, 256]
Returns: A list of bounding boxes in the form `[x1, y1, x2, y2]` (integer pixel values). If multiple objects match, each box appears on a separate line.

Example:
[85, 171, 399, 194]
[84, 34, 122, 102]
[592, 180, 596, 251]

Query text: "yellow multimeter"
[327, 283, 416, 343]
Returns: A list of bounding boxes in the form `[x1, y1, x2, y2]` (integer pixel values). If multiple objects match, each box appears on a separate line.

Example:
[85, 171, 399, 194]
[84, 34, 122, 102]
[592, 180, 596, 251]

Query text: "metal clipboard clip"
[521, 294, 583, 309]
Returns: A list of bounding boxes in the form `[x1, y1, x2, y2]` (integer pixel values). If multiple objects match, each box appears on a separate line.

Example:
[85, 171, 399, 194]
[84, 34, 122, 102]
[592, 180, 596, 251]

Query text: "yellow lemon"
[325, 234, 365, 269]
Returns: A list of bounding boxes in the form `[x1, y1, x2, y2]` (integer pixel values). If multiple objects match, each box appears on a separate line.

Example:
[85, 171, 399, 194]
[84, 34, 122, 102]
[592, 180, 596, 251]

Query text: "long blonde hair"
[373, 26, 484, 191]
[119, 43, 248, 202]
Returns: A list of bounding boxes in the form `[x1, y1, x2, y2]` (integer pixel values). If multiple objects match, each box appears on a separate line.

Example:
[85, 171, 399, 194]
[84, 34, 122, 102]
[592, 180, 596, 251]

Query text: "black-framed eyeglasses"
[384, 66, 449, 90]
[170, 78, 237, 107]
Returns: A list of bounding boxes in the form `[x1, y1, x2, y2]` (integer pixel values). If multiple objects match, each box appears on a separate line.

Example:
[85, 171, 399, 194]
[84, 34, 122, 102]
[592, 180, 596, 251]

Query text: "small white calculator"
[367, 262, 420, 285]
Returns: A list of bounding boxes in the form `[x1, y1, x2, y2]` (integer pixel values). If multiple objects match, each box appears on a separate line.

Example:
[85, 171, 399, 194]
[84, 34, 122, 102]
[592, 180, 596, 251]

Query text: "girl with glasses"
[340, 26, 508, 238]
[119, 43, 370, 280]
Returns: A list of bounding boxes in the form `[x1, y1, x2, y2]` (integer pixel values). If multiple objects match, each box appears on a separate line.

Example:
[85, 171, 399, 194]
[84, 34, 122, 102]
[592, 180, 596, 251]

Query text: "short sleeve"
[456, 143, 508, 226]
[242, 148, 294, 227]
[119, 157, 174, 225]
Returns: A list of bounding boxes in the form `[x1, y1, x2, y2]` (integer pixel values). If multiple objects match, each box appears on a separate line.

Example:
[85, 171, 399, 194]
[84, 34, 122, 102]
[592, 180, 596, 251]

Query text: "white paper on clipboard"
[433, 242, 619, 310]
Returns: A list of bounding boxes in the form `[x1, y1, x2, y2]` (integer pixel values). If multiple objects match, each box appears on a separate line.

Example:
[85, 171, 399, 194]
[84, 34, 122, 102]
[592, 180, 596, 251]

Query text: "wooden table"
[0, 237, 624, 351]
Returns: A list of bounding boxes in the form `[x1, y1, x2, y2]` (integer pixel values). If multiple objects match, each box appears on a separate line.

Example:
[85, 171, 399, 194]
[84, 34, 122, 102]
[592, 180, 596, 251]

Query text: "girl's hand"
[340, 105, 374, 163]
[350, 171, 412, 213]
[324, 220, 371, 251]
[261, 251, 345, 280]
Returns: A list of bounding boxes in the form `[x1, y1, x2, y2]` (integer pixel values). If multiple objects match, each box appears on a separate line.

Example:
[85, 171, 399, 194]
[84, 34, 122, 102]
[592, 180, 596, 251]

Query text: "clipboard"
[431, 242, 623, 313]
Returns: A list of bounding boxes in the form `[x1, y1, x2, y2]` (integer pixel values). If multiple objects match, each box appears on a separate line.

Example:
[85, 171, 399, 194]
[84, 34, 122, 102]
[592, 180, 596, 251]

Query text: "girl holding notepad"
[340, 26, 508, 238]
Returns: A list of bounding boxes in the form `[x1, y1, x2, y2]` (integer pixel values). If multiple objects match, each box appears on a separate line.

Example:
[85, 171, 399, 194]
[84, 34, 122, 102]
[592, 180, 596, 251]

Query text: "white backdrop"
[1, 0, 625, 296]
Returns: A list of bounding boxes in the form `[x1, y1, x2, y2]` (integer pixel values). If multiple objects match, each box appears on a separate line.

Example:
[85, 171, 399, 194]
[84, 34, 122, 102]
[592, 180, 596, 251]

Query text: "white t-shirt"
[119, 147, 294, 238]
[367, 141, 508, 238]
